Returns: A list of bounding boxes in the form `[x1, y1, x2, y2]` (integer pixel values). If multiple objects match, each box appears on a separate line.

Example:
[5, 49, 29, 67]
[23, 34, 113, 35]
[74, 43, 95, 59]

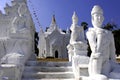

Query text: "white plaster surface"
[86, 5, 120, 80]
[0, 0, 35, 80]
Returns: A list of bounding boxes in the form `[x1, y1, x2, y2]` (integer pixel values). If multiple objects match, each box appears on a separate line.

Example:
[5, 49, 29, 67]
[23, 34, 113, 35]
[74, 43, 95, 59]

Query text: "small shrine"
[38, 15, 70, 59]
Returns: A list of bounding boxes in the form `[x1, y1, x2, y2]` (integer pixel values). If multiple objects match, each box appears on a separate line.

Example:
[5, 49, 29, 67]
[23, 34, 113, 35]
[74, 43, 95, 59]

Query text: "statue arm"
[96, 33, 103, 53]
[87, 30, 103, 59]
[86, 30, 97, 53]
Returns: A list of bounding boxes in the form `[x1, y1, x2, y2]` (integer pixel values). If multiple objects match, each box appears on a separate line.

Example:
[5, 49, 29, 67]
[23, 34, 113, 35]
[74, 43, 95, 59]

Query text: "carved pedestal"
[1, 64, 21, 80]
[68, 42, 90, 79]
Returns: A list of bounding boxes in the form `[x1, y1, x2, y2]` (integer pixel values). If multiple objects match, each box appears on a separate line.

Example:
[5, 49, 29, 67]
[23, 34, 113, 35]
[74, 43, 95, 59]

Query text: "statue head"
[91, 5, 104, 28]
[72, 11, 78, 25]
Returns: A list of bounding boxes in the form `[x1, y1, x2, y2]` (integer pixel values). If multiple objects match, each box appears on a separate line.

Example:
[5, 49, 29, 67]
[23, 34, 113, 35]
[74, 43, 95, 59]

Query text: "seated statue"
[86, 5, 120, 79]
[10, 3, 31, 39]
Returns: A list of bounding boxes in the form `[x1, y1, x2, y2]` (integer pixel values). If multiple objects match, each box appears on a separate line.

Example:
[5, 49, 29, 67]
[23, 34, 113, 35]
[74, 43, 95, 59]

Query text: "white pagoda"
[38, 15, 70, 59]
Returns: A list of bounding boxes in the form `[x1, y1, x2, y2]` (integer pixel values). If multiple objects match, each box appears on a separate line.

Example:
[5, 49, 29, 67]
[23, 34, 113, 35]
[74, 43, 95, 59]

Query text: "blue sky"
[0, 0, 120, 32]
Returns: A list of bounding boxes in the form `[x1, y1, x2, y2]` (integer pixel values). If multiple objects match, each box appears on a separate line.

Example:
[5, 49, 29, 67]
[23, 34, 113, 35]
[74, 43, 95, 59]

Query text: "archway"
[55, 50, 58, 58]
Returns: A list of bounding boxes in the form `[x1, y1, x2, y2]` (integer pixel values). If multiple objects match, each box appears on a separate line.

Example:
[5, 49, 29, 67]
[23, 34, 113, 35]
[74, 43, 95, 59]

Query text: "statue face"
[92, 13, 104, 28]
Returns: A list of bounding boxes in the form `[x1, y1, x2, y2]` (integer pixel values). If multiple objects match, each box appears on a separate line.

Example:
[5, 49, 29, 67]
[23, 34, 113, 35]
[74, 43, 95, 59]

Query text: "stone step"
[24, 66, 72, 72]
[80, 76, 120, 80]
[25, 61, 71, 67]
[22, 72, 74, 79]
[22, 78, 75, 80]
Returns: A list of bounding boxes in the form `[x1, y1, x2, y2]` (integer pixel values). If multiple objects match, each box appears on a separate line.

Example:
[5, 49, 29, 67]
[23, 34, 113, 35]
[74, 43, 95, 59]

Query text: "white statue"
[70, 12, 85, 44]
[86, 5, 120, 79]
[67, 12, 89, 79]
[67, 12, 87, 62]
[68, 12, 87, 56]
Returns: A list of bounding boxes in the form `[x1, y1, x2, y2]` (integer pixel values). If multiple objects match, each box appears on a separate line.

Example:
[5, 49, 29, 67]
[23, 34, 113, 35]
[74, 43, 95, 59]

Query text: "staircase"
[22, 59, 74, 80]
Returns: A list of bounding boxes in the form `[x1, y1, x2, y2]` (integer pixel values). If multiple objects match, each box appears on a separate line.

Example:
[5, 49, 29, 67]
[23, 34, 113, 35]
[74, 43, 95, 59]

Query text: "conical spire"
[47, 14, 59, 32]
[72, 11, 78, 24]
[51, 15, 56, 24]
[72, 12, 78, 20]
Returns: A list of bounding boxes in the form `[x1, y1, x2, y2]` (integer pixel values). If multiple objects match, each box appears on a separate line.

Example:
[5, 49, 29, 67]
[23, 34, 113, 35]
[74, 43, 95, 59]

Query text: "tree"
[112, 29, 120, 56]
[103, 23, 120, 56]
[62, 30, 66, 33]
[34, 32, 39, 56]
[45, 27, 49, 32]
[103, 22, 117, 31]
[81, 22, 88, 30]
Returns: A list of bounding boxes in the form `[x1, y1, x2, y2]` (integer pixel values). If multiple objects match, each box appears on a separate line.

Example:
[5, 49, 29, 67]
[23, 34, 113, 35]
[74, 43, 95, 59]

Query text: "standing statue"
[67, 12, 89, 79]
[67, 12, 87, 61]
[86, 5, 120, 80]
[70, 12, 85, 44]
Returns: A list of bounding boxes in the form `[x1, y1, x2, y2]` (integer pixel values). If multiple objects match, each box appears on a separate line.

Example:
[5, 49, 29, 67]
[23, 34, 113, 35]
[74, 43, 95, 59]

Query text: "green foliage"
[103, 22, 117, 31]
[112, 29, 120, 56]
[62, 30, 66, 33]
[45, 27, 49, 32]
[87, 40, 92, 57]
[34, 32, 39, 56]
[81, 22, 88, 30]
[103, 23, 120, 56]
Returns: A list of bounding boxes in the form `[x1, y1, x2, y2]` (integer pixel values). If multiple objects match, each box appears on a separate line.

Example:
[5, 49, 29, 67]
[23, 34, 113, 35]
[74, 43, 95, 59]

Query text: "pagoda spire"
[47, 14, 59, 32]
[72, 11, 78, 25]
[51, 15, 56, 24]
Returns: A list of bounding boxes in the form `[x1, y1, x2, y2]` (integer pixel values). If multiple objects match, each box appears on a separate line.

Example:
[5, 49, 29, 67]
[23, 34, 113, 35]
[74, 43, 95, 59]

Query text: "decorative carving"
[0, 1, 35, 80]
